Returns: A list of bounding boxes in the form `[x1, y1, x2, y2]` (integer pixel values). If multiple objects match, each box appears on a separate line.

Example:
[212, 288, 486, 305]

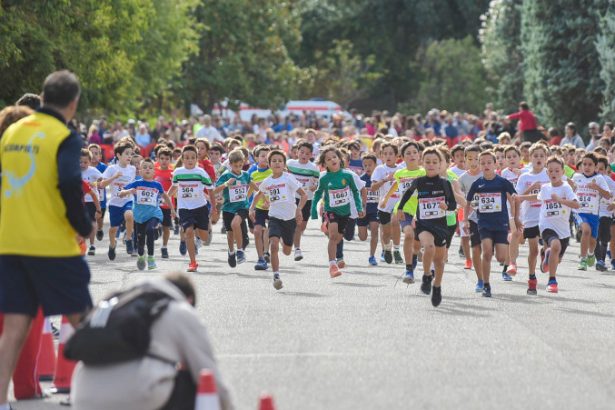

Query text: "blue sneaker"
[179, 240, 187, 256]
[237, 250, 246, 264]
[368, 256, 378, 266]
[502, 272, 513, 281]
[475, 280, 484, 293]
[254, 258, 268, 270]
[596, 260, 607, 272]
[125, 239, 134, 256]
[402, 270, 414, 284]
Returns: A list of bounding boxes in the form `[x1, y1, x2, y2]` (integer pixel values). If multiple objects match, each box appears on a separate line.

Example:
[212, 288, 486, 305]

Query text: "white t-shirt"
[172, 167, 214, 210]
[372, 163, 402, 212]
[259, 172, 301, 221]
[516, 169, 551, 227]
[572, 173, 610, 215]
[501, 167, 528, 218]
[102, 164, 137, 207]
[286, 159, 320, 200]
[538, 183, 577, 239]
[450, 166, 466, 178]
[599, 175, 615, 217]
[81, 166, 103, 203]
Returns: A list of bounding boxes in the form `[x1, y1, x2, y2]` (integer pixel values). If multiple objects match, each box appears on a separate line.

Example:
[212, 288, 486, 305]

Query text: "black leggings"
[596, 216, 612, 262]
[135, 218, 158, 256]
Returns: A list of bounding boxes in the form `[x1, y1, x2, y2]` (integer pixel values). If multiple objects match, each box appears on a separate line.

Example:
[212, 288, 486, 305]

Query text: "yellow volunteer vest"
[0, 112, 80, 256]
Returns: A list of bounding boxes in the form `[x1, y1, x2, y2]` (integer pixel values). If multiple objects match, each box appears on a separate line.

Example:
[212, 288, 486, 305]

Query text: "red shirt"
[507, 109, 537, 132]
[199, 159, 217, 183]
[81, 180, 93, 198]
[155, 164, 174, 209]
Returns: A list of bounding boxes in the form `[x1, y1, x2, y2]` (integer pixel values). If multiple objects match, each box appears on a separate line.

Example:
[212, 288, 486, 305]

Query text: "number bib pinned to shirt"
[329, 187, 351, 207]
[267, 185, 289, 203]
[478, 193, 502, 213]
[577, 188, 599, 214]
[367, 189, 379, 203]
[229, 184, 248, 203]
[544, 200, 564, 218]
[180, 184, 201, 201]
[419, 196, 445, 219]
[136, 188, 158, 206]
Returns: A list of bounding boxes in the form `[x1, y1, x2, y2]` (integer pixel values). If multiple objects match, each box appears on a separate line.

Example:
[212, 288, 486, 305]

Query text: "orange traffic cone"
[37, 318, 57, 381]
[195, 370, 220, 410]
[51, 316, 76, 393]
[258, 394, 276, 410]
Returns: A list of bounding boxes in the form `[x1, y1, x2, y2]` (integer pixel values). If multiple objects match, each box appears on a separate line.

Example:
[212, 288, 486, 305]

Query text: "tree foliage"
[596, 3, 615, 121]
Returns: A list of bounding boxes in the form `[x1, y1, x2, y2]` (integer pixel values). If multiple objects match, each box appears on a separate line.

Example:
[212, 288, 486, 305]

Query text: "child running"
[311, 145, 364, 278]
[397, 147, 457, 306]
[595, 155, 615, 271]
[249, 145, 273, 270]
[80, 149, 103, 255]
[250, 150, 307, 289]
[154, 147, 175, 259]
[358, 153, 380, 265]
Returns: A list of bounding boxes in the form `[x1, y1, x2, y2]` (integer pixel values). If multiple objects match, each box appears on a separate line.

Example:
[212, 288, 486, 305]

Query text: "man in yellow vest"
[0, 70, 94, 409]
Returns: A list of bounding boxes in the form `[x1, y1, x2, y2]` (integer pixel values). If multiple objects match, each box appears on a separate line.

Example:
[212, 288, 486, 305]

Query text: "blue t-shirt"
[124, 180, 164, 224]
[361, 173, 378, 215]
[348, 158, 364, 175]
[466, 175, 516, 232]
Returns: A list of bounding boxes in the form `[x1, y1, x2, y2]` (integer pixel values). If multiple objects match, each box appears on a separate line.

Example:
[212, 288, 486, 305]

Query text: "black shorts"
[541, 229, 569, 258]
[325, 211, 349, 234]
[469, 220, 481, 248]
[178, 205, 209, 231]
[295, 198, 312, 222]
[223, 209, 249, 232]
[377, 210, 392, 225]
[523, 225, 540, 239]
[479, 228, 509, 245]
[268, 217, 297, 247]
[85, 202, 98, 222]
[161, 208, 173, 228]
[415, 223, 448, 247]
[253, 208, 269, 227]
[0, 255, 92, 317]
[357, 212, 378, 227]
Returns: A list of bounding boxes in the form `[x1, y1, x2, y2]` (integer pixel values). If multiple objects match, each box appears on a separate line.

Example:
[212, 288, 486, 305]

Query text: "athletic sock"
[529, 273, 537, 280]
[406, 264, 413, 271]
[329, 260, 337, 266]
[229, 249, 235, 255]
[393, 245, 400, 251]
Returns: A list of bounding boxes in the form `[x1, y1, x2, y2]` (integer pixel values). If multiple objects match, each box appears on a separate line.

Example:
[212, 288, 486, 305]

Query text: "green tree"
[479, 0, 524, 113]
[401, 36, 488, 114]
[521, 0, 607, 130]
[596, 2, 615, 121]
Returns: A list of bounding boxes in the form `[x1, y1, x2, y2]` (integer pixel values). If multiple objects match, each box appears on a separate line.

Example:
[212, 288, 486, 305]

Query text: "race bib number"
[136, 188, 158, 206]
[398, 178, 413, 192]
[112, 182, 125, 198]
[419, 196, 445, 219]
[180, 184, 201, 201]
[544, 200, 564, 218]
[478, 193, 502, 213]
[329, 187, 351, 207]
[267, 184, 289, 203]
[229, 184, 248, 203]
[529, 188, 542, 208]
[577, 188, 598, 213]
[367, 189, 379, 203]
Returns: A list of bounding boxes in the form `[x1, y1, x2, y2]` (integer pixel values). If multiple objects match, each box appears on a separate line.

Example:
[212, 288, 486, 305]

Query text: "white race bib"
[419, 196, 445, 219]
[529, 188, 542, 208]
[577, 188, 599, 213]
[267, 184, 290, 203]
[179, 184, 202, 201]
[478, 193, 502, 213]
[544, 200, 565, 218]
[229, 184, 248, 203]
[112, 182, 125, 198]
[136, 188, 159, 206]
[367, 189, 379, 203]
[329, 187, 351, 207]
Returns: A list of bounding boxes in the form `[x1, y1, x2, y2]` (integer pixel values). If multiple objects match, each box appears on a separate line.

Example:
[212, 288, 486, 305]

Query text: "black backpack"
[65, 283, 175, 366]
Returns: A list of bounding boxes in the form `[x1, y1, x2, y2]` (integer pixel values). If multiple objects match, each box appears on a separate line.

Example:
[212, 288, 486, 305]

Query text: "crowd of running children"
[80, 129, 615, 307]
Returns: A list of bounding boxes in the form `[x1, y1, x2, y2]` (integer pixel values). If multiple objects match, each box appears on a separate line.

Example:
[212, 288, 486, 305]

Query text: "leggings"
[596, 216, 612, 262]
[135, 218, 159, 256]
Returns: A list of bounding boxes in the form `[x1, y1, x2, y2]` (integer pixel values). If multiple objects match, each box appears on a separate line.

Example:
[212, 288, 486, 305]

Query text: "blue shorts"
[0, 255, 92, 317]
[357, 212, 378, 227]
[576, 213, 599, 238]
[478, 228, 509, 245]
[399, 212, 414, 230]
[109, 202, 133, 227]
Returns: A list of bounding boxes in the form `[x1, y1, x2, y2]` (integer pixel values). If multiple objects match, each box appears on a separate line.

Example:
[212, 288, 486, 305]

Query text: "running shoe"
[179, 240, 187, 256]
[482, 285, 492, 298]
[506, 264, 517, 275]
[137, 256, 146, 270]
[147, 256, 156, 270]
[420, 274, 433, 295]
[464, 259, 473, 270]
[380, 251, 386, 262]
[294, 248, 303, 261]
[394, 250, 403, 264]
[368, 256, 378, 266]
[337, 259, 346, 269]
[96, 229, 104, 241]
[187, 261, 198, 272]
[596, 260, 607, 272]
[161, 247, 169, 259]
[578, 257, 588, 271]
[88, 245, 96, 256]
[228, 251, 237, 268]
[587, 253, 596, 267]
[237, 250, 246, 264]
[527, 278, 538, 295]
[546, 279, 558, 293]
[126, 239, 135, 256]
[384, 249, 393, 264]
[541, 248, 551, 273]
[431, 286, 442, 307]
[502, 272, 512, 281]
[475, 280, 484, 293]
[403, 270, 415, 284]
[255, 258, 268, 270]
[329, 264, 342, 278]
[108, 246, 116, 261]
[264, 252, 271, 263]
[273, 273, 283, 290]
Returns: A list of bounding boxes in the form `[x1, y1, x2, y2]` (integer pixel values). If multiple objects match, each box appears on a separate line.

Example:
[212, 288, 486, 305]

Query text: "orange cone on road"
[51, 316, 76, 393]
[37, 318, 56, 381]
[195, 370, 220, 410]
[258, 394, 276, 410]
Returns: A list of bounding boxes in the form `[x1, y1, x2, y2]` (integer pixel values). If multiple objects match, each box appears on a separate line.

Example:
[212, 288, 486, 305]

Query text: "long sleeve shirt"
[311, 169, 362, 219]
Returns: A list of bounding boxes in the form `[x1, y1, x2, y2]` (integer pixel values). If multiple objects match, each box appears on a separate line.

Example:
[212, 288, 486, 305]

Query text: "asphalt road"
[9, 221, 615, 410]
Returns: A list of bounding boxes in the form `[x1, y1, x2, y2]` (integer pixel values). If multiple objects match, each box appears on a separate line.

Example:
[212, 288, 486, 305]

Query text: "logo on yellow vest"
[4, 131, 45, 198]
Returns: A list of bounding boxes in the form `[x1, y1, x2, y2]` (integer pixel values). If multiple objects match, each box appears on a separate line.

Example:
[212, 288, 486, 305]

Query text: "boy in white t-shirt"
[595, 156, 615, 271]
[80, 149, 103, 255]
[251, 150, 307, 290]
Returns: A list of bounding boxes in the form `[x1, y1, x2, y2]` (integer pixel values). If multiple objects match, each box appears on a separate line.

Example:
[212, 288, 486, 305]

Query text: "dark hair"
[519, 101, 529, 110]
[165, 272, 196, 306]
[546, 155, 565, 169]
[253, 144, 271, 158]
[296, 140, 314, 153]
[400, 141, 421, 157]
[451, 144, 465, 157]
[0, 106, 33, 139]
[156, 147, 173, 159]
[380, 142, 399, 156]
[422, 147, 444, 162]
[267, 149, 286, 164]
[114, 142, 133, 158]
[181, 144, 198, 156]
[596, 154, 609, 169]
[464, 144, 481, 156]
[210, 144, 225, 154]
[566, 122, 576, 133]
[195, 138, 211, 151]
[317, 145, 344, 168]
[582, 152, 598, 165]
[41, 70, 80, 108]
[15, 93, 41, 110]
[362, 153, 378, 164]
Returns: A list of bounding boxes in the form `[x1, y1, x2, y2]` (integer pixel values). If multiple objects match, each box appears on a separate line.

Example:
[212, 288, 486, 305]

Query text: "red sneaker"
[506, 264, 517, 275]
[329, 264, 342, 278]
[187, 261, 198, 272]
[547, 281, 558, 293]
[527, 278, 537, 295]
[464, 259, 472, 270]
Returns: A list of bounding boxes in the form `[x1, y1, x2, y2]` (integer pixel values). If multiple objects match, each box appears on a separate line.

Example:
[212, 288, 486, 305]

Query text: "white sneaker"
[294, 248, 303, 261]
